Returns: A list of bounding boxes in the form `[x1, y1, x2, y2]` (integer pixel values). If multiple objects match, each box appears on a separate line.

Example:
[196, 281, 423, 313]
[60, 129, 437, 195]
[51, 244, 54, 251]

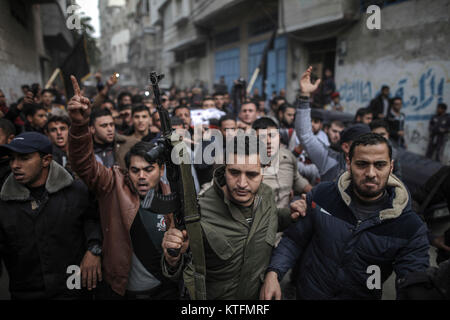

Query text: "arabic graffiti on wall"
[336, 61, 450, 162]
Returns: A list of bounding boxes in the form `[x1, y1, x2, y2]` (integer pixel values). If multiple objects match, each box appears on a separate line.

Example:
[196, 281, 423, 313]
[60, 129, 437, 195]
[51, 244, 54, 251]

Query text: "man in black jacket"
[369, 85, 390, 120]
[425, 103, 449, 162]
[0, 132, 102, 299]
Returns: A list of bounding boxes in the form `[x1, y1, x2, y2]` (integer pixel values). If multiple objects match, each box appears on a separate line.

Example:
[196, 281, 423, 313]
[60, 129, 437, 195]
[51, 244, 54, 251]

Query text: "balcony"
[163, 21, 205, 52]
[281, 0, 359, 33]
[193, 0, 245, 25]
[40, 2, 74, 53]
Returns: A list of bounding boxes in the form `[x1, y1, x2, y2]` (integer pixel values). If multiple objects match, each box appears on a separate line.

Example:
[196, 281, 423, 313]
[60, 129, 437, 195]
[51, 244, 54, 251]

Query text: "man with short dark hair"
[277, 103, 297, 148]
[369, 85, 390, 119]
[213, 92, 231, 114]
[117, 104, 133, 134]
[324, 120, 345, 151]
[425, 103, 449, 162]
[386, 97, 406, 148]
[262, 133, 429, 300]
[219, 114, 237, 139]
[354, 107, 373, 125]
[131, 105, 158, 142]
[23, 103, 48, 133]
[67, 76, 179, 299]
[100, 99, 115, 111]
[238, 100, 258, 132]
[253, 117, 312, 208]
[172, 105, 192, 129]
[44, 115, 71, 170]
[118, 91, 132, 107]
[89, 108, 138, 169]
[41, 89, 67, 117]
[268, 96, 286, 119]
[0, 132, 102, 299]
[310, 109, 329, 147]
[202, 97, 216, 110]
[161, 136, 307, 299]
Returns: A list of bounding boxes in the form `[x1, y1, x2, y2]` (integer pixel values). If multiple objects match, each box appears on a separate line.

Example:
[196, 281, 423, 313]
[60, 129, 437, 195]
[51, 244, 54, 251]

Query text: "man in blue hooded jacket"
[261, 132, 429, 300]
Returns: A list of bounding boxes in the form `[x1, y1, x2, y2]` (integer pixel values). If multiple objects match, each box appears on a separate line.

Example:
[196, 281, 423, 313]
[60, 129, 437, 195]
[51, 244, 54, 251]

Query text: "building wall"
[163, 0, 281, 93]
[0, 0, 41, 102]
[335, 0, 450, 162]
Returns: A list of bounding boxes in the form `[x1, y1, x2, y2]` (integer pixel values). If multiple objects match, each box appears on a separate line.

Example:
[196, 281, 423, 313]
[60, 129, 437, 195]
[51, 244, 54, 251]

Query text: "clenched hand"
[290, 194, 308, 221]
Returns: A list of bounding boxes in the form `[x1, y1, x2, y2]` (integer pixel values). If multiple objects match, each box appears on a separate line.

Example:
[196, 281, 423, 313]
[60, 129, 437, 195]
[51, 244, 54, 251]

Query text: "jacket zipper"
[354, 219, 362, 233]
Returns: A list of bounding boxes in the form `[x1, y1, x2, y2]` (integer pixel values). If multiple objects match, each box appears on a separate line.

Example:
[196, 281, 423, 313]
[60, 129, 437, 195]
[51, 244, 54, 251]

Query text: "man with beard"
[89, 108, 138, 169]
[294, 119, 344, 186]
[310, 109, 329, 147]
[67, 76, 179, 299]
[161, 136, 308, 300]
[277, 103, 296, 148]
[261, 133, 429, 300]
[324, 120, 345, 151]
[295, 67, 370, 182]
[354, 107, 373, 125]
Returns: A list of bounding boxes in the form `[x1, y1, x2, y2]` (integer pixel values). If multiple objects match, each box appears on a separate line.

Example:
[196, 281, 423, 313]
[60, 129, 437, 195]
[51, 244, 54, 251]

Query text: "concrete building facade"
[0, 0, 75, 102]
[154, 0, 450, 162]
[99, 0, 162, 87]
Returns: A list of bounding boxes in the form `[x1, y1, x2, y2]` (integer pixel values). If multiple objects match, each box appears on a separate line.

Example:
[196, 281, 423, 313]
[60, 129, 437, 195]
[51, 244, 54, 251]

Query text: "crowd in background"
[0, 67, 449, 300]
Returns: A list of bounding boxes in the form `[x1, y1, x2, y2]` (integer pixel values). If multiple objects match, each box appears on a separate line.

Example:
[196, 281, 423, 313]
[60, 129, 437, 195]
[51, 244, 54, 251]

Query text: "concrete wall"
[0, 0, 41, 102]
[335, 0, 450, 162]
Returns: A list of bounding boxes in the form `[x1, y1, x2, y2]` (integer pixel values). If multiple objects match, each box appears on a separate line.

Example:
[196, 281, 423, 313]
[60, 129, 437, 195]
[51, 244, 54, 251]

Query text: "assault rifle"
[146, 72, 203, 259]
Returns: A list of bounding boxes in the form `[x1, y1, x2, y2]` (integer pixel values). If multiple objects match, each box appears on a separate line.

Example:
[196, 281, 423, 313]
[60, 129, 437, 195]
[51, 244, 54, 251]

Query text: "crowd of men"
[0, 66, 449, 300]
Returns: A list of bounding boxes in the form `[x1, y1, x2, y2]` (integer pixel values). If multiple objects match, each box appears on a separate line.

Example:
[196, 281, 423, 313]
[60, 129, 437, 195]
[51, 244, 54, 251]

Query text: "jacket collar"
[0, 160, 73, 201]
[337, 171, 408, 220]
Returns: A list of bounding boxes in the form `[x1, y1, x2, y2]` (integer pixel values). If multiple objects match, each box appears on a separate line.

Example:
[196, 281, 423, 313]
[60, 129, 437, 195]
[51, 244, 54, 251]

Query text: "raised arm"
[295, 67, 337, 175]
[91, 73, 118, 109]
[67, 75, 115, 196]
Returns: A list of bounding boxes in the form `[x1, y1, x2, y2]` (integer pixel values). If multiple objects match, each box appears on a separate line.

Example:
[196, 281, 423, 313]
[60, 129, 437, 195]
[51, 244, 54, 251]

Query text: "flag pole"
[45, 68, 61, 89]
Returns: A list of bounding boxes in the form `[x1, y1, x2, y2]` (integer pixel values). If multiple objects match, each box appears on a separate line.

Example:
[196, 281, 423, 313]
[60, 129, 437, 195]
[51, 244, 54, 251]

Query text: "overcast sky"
[75, 0, 100, 38]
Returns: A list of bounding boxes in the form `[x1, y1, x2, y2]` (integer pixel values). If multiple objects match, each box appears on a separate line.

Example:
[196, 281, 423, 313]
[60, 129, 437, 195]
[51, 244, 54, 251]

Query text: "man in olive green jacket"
[161, 137, 307, 299]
